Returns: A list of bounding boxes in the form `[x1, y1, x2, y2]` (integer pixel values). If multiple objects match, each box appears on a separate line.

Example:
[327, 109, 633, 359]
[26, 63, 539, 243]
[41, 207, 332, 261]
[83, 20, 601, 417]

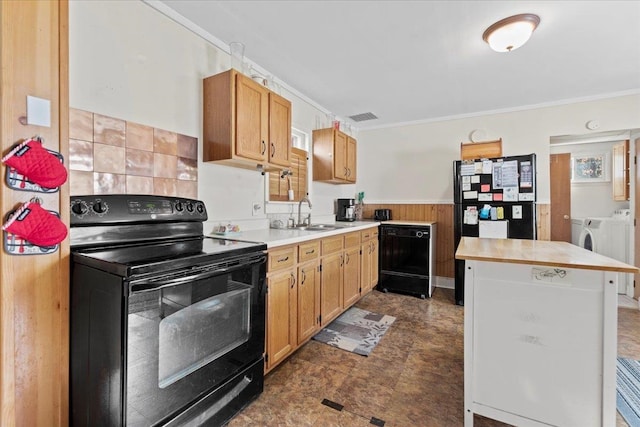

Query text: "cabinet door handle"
[343, 167, 348, 176]
[340, 255, 344, 267]
[301, 270, 306, 285]
[277, 256, 289, 263]
[345, 253, 350, 264]
[347, 168, 351, 177]
[290, 273, 296, 288]
[261, 140, 266, 155]
[271, 142, 275, 158]
[369, 243, 373, 254]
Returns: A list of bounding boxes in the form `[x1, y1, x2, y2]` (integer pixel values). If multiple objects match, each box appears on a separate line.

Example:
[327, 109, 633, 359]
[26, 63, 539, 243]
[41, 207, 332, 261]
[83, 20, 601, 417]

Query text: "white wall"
[550, 140, 631, 218]
[358, 95, 640, 204]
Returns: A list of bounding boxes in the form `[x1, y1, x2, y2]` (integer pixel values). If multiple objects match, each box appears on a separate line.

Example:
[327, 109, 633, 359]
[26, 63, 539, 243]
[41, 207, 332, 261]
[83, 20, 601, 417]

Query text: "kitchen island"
[455, 237, 639, 427]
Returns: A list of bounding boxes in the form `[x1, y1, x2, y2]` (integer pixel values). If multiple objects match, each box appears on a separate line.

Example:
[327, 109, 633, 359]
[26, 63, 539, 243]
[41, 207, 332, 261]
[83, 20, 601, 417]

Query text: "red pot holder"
[2, 201, 67, 247]
[1, 138, 67, 189]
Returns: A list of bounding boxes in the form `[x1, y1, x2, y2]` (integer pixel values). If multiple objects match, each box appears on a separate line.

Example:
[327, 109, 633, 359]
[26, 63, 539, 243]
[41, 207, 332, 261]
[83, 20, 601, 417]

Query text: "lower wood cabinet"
[361, 228, 379, 293]
[342, 232, 361, 308]
[266, 268, 297, 371]
[265, 226, 378, 373]
[320, 251, 343, 326]
[297, 259, 320, 343]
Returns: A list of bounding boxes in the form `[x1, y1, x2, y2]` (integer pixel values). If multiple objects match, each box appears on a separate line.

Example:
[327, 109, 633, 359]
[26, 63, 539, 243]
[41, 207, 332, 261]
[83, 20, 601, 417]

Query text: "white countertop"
[207, 221, 380, 248]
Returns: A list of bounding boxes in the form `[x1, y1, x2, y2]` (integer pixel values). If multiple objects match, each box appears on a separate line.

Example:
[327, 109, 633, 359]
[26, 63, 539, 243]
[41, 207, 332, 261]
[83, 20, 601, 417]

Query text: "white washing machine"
[581, 209, 632, 294]
[571, 218, 585, 246]
[578, 218, 602, 252]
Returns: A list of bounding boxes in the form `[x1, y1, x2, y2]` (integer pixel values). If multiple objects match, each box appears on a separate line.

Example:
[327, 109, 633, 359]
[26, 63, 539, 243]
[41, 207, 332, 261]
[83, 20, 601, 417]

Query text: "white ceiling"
[152, 0, 640, 130]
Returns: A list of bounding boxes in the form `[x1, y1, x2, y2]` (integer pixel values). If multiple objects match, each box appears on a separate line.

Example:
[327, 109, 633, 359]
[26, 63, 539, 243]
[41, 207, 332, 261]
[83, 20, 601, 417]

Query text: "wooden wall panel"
[537, 203, 551, 241]
[362, 202, 551, 278]
[1, 1, 69, 425]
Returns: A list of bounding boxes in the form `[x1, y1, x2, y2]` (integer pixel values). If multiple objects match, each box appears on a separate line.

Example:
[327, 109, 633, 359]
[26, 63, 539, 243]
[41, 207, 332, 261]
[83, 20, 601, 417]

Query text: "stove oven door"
[125, 252, 266, 426]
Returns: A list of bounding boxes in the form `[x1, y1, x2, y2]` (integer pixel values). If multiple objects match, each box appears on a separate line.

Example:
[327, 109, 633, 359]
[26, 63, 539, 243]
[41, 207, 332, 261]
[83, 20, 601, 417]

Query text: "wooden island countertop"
[456, 237, 638, 274]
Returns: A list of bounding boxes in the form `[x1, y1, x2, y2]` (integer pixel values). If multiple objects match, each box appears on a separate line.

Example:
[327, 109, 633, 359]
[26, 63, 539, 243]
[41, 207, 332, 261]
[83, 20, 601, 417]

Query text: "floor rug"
[312, 307, 395, 356]
[618, 357, 640, 427]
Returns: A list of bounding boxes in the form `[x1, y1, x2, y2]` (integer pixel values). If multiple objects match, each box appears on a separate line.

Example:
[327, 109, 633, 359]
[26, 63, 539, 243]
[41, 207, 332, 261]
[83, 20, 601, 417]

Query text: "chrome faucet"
[298, 196, 312, 226]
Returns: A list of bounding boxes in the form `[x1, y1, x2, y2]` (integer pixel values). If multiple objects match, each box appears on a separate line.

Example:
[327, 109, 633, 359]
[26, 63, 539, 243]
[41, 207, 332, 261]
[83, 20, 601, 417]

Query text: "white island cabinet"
[455, 237, 639, 427]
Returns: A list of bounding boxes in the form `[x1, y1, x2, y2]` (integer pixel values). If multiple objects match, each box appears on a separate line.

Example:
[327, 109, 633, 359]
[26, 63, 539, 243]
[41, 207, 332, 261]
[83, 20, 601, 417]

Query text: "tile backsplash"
[69, 108, 198, 198]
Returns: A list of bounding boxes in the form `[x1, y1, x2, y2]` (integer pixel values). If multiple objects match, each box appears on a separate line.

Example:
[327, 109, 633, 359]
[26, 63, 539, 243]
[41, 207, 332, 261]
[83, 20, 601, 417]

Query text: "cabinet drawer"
[298, 241, 320, 262]
[321, 236, 344, 255]
[361, 227, 379, 241]
[344, 232, 360, 248]
[268, 247, 296, 271]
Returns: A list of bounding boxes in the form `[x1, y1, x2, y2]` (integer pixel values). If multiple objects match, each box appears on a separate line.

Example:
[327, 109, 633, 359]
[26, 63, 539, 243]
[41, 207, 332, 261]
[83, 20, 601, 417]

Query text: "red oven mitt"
[1, 138, 67, 188]
[2, 201, 67, 247]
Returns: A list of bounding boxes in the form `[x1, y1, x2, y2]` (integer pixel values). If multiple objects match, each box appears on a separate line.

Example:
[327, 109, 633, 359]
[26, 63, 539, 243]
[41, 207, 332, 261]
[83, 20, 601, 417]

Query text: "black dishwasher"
[378, 223, 435, 299]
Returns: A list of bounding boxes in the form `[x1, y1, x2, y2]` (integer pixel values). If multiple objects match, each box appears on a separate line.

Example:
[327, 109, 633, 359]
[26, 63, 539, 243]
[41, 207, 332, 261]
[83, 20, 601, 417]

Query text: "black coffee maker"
[336, 198, 356, 222]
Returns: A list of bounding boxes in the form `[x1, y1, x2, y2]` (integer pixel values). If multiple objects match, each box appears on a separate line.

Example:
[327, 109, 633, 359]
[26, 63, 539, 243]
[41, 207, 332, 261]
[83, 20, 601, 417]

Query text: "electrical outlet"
[252, 202, 262, 216]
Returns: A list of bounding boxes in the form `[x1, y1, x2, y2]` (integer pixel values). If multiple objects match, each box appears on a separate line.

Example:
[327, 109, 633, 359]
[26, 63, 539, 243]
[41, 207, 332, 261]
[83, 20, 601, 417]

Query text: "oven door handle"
[130, 254, 266, 293]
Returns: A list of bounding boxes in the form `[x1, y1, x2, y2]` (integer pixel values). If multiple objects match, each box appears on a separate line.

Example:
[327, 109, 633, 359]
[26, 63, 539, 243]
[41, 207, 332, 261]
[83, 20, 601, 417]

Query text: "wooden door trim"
[635, 138, 640, 299]
[550, 153, 572, 242]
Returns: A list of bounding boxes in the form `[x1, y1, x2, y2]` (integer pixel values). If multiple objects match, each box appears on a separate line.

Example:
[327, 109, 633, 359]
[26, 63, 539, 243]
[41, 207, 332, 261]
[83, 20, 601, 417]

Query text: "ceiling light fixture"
[482, 14, 540, 53]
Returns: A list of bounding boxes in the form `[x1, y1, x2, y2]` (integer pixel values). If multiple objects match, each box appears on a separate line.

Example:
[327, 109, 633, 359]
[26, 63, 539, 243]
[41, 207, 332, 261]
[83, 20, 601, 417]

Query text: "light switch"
[27, 95, 51, 127]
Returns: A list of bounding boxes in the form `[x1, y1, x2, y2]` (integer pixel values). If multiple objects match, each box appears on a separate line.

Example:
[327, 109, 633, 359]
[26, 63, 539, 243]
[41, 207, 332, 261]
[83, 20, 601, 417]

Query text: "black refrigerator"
[453, 153, 537, 305]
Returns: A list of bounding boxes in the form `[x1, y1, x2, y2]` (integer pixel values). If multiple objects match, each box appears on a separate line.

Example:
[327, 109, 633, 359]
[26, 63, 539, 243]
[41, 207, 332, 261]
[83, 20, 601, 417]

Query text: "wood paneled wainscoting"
[362, 203, 551, 280]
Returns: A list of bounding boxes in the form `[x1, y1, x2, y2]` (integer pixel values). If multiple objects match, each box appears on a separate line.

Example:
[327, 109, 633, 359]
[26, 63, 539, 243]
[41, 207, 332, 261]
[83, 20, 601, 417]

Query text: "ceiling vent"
[348, 112, 378, 122]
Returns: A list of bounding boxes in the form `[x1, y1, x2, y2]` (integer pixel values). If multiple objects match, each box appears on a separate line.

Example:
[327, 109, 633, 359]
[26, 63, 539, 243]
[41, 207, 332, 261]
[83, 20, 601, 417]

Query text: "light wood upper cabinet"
[269, 92, 292, 167]
[235, 74, 269, 162]
[204, 69, 291, 171]
[312, 128, 357, 184]
[613, 140, 630, 201]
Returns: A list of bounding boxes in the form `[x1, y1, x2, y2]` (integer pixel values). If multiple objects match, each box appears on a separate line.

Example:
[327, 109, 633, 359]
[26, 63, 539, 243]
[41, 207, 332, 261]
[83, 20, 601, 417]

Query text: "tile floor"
[228, 288, 640, 426]
[619, 294, 639, 309]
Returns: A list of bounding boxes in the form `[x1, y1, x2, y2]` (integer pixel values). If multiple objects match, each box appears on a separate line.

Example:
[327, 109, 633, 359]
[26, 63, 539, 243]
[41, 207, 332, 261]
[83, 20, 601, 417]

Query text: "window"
[268, 128, 310, 201]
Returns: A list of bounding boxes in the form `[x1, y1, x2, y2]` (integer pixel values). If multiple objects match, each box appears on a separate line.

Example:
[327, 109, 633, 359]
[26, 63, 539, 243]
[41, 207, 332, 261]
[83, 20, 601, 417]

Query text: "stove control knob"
[196, 203, 204, 214]
[416, 231, 424, 238]
[93, 201, 108, 214]
[175, 201, 184, 212]
[71, 201, 88, 216]
[186, 202, 194, 213]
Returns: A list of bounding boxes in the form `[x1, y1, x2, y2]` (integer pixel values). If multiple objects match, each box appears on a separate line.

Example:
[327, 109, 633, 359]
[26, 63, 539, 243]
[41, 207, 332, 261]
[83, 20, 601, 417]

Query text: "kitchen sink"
[294, 224, 343, 231]
[306, 224, 339, 231]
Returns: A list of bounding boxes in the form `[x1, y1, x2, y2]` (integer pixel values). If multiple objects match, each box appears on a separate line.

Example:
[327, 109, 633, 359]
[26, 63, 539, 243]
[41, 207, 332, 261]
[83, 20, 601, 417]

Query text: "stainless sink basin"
[294, 224, 342, 231]
[306, 224, 339, 231]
